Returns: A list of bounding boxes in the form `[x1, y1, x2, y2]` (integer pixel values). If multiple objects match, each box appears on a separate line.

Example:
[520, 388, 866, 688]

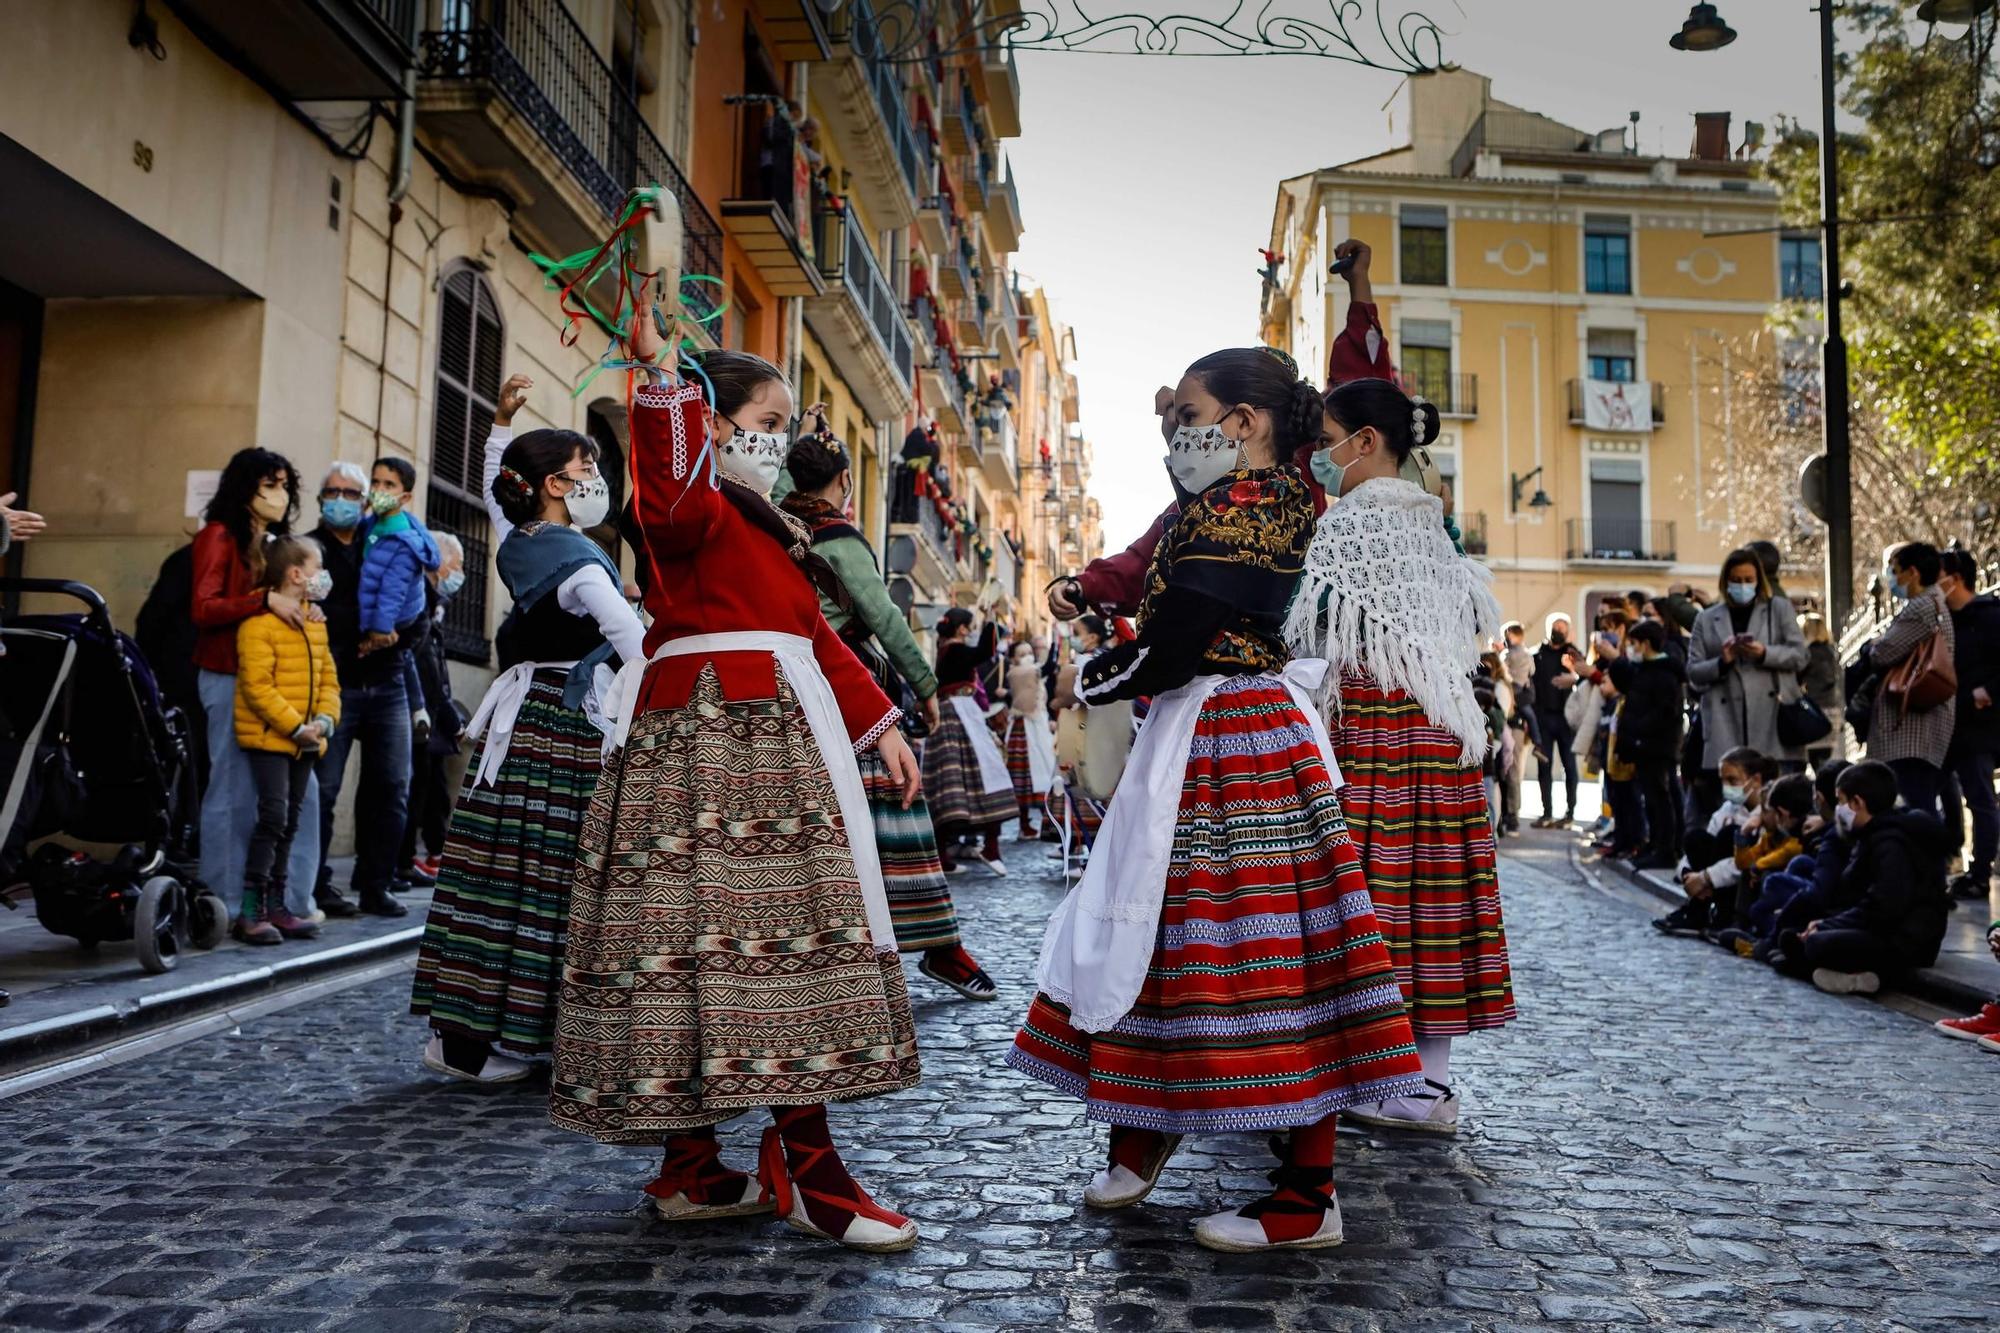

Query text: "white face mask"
[719, 422, 789, 495]
[1834, 803, 1856, 835]
[1166, 419, 1243, 494]
[562, 475, 611, 529]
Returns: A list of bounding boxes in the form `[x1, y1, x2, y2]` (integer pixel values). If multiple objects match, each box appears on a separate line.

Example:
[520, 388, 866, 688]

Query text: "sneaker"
[303, 907, 328, 926]
[1935, 1002, 2000, 1042]
[421, 1036, 530, 1084]
[1949, 874, 1990, 901]
[400, 861, 438, 889]
[420, 855, 443, 877]
[1712, 927, 1755, 957]
[1979, 1033, 2000, 1055]
[1342, 1080, 1459, 1135]
[1651, 900, 1710, 935]
[1811, 968, 1881, 996]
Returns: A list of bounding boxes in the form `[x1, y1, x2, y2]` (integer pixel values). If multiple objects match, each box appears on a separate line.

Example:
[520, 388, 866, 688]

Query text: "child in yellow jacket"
[233, 535, 341, 945]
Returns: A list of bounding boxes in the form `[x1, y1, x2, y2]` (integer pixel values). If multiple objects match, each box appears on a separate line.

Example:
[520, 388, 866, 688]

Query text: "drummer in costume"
[922, 609, 1016, 876]
[1286, 377, 1515, 1135]
[410, 373, 646, 1084]
[1009, 348, 1424, 1254]
[1049, 613, 1115, 858]
[779, 426, 996, 1001]
[551, 314, 924, 1254]
[1002, 639, 1058, 840]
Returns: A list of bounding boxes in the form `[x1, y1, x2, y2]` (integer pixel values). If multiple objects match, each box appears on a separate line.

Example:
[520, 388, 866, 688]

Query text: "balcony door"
[1587, 457, 1644, 557]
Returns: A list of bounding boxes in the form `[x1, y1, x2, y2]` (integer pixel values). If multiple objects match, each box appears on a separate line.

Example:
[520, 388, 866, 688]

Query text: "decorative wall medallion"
[1486, 238, 1546, 277]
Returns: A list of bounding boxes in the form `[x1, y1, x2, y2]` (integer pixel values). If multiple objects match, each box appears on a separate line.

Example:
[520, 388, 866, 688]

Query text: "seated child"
[1712, 773, 1813, 947]
[1653, 746, 1775, 935]
[1770, 760, 1952, 995]
[1744, 761, 1853, 961]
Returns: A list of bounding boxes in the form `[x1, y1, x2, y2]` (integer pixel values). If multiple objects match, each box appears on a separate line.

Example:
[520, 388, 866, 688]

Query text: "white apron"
[1034, 659, 1340, 1033]
[603, 631, 898, 953]
[463, 658, 585, 789]
[949, 693, 1015, 795]
[1009, 710, 1059, 794]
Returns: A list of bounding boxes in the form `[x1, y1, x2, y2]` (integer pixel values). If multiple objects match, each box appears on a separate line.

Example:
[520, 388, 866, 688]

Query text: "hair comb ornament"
[1408, 394, 1429, 442]
[1256, 345, 1300, 376]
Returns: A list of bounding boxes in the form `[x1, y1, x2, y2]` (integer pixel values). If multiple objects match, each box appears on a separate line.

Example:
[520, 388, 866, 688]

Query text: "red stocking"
[645, 1125, 750, 1205]
[763, 1105, 908, 1239]
[1108, 1125, 1169, 1176]
[1242, 1114, 1337, 1243]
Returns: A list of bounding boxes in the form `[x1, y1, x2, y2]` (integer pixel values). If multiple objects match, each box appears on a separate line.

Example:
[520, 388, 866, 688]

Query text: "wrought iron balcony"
[888, 465, 958, 595]
[722, 100, 823, 297]
[418, 0, 721, 323]
[1406, 371, 1478, 419]
[1565, 517, 1677, 564]
[1459, 510, 1488, 557]
[986, 165, 1024, 254]
[804, 201, 915, 420]
[1566, 378, 1665, 429]
[975, 407, 1018, 491]
[174, 0, 412, 100]
[822, 0, 926, 227]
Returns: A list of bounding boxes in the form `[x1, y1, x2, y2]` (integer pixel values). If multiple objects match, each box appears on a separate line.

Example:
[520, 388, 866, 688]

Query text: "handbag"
[1772, 673, 1833, 748]
[1881, 614, 1956, 717]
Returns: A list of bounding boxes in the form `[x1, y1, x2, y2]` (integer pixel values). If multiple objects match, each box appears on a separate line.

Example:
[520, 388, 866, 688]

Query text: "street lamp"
[1510, 466, 1552, 514]
[1916, 0, 1996, 22]
[1670, 3, 1854, 635]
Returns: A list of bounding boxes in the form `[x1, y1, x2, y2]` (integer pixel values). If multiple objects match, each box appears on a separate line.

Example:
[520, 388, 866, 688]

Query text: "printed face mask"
[303, 569, 333, 602]
[368, 488, 403, 516]
[719, 420, 789, 495]
[1166, 418, 1242, 494]
[562, 475, 611, 529]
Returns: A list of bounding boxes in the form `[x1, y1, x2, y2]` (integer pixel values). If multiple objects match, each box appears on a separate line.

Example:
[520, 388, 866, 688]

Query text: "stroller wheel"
[134, 877, 187, 974]
[190, 891, 229, 950]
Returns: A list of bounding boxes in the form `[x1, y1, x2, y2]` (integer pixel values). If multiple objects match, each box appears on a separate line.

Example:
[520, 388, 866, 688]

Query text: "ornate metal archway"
[852, 1, 1453, 72]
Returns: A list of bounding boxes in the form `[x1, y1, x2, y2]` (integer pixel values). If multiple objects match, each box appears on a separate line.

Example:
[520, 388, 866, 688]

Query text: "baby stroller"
[0, 578, 224, 973]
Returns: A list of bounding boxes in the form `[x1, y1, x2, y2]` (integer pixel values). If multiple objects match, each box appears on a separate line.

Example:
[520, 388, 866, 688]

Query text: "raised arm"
[1072, 505, 1172, 616]
[485, 373, 533, 541]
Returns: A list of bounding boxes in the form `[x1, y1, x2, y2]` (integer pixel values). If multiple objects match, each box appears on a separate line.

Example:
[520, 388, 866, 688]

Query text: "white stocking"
[1416, 1036, 1452, 1089]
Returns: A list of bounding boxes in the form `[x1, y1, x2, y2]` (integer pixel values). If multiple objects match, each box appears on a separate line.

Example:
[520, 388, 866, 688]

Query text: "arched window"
[429, 264, 502, 664]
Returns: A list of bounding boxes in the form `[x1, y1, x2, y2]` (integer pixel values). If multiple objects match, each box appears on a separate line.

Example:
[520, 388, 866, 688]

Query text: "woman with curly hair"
[1011, 348, 1423, 1254]
[193, 446, 321, 935]
[410, 373, 645, 1085]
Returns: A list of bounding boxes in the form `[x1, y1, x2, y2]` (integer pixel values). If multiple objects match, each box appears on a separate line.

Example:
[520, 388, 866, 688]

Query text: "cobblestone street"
[3, 831, 1998, 1332]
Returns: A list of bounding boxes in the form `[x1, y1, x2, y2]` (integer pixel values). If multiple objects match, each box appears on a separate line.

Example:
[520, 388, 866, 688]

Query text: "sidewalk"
[1587, 843, 1997, 1012]
[0, 858, 428, 1073]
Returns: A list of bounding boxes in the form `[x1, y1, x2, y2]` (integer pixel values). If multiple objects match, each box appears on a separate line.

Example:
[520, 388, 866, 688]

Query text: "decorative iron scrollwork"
[859, 1, 1450, 72]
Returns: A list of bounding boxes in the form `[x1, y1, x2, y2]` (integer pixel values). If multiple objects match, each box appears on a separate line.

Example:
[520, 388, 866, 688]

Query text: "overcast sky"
[1006, 0, 1831, 544]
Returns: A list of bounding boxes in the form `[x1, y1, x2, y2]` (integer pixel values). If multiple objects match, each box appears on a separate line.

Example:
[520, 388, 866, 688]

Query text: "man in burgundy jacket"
[1049, 239, 1393, 620]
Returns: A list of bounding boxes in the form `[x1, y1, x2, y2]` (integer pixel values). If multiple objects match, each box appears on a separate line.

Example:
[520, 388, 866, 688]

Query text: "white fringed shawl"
[1283, 476, 1504, 765]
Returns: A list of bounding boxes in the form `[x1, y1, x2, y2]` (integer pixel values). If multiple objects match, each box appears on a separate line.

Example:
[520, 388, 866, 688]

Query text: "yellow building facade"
[1261, 69, 1810, 633]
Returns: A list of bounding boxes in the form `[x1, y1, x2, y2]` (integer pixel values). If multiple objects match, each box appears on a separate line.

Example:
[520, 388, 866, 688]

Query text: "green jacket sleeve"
[818, 535, 939, 700]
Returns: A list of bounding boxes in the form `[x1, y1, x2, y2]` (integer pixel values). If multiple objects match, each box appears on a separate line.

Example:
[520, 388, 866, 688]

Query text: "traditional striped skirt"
[859, 746, 960, 952]
[550, 667, 921, 1143]
[1004, 715, 1034, 811]
[410, 669, 601, 1056]
[921, 696, 1017, 834]
[1332, 670, 1516, 1036]
[1008, 674, 1424, 1134]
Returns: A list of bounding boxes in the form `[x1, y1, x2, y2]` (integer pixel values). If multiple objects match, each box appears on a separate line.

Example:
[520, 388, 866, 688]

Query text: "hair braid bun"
[1412, 397, 1442, 449]
[1284, 379, 1326, 450]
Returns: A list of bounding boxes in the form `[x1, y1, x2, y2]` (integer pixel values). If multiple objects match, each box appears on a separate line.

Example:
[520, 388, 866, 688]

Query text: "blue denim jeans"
[315, 673, 411, 898]
[197, 668, 319, 917]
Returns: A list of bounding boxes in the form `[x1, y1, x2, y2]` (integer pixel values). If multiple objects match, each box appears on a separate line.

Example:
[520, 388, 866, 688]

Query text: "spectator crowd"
[1479, 539, 2000, 1037]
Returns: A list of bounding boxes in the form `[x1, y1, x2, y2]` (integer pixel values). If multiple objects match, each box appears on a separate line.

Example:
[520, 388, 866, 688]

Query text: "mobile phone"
[1327, 252, 1356, 277]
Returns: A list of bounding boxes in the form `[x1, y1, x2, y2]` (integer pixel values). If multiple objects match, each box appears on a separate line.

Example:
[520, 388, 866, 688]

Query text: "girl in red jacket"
[551, 315, 925, 1253]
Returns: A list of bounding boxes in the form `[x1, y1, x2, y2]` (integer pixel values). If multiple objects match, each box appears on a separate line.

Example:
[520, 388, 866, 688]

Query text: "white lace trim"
[1079, 645, 1148, 703]
[1283, 476, 1503, 764]
[853, 708, 902, 754]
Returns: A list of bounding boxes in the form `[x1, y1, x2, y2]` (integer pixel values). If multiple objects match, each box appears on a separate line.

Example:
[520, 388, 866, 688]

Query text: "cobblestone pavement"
[3, 830, 1998, 1332]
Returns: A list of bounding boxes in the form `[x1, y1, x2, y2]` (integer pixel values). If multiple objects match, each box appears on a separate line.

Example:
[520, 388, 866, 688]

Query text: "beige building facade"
[1260, 69, 1814, 634]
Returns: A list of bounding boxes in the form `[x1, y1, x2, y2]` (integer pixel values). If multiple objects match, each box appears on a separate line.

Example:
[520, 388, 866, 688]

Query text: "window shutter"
[429, 265, 501, 665]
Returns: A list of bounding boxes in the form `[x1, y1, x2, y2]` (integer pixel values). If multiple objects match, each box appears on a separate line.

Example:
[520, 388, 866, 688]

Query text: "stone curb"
[0, 926, 423, 1076]
[1584, 847, 1989, 1014]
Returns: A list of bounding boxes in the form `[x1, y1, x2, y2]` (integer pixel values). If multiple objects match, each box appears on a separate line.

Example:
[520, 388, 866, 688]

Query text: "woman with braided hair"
[779, 421, 996, 1002]
[1010, 347, 1423, 1253]
[411, 373, 646, 1085]
[551, 316, 925, 1255]
[1285, 377, 1516, 1137]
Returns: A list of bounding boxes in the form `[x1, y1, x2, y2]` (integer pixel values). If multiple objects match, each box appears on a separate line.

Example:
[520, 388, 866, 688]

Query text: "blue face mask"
[320, 497, 362, 530]
[1721, 783, 1748, 806]
[438, 570, 466, 598]
[1310, 430, 1363, 495]
[1725, 581, 1758, 606]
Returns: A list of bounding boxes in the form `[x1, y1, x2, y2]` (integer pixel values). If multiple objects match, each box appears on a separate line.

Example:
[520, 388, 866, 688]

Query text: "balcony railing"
[1450, 107, 1593, 179]
[1566, 378, 1665, 428]
[1565, 517, 1677, 563]
[841, 0, 927, 203]
[1406, 371, 1478, 419]
[888, 466, 956, 575]
[815, 202, 914, 389]
[419, 0, 721, 323]
[1460, 511, 1488, 556]
[963, 155, 989, 211]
